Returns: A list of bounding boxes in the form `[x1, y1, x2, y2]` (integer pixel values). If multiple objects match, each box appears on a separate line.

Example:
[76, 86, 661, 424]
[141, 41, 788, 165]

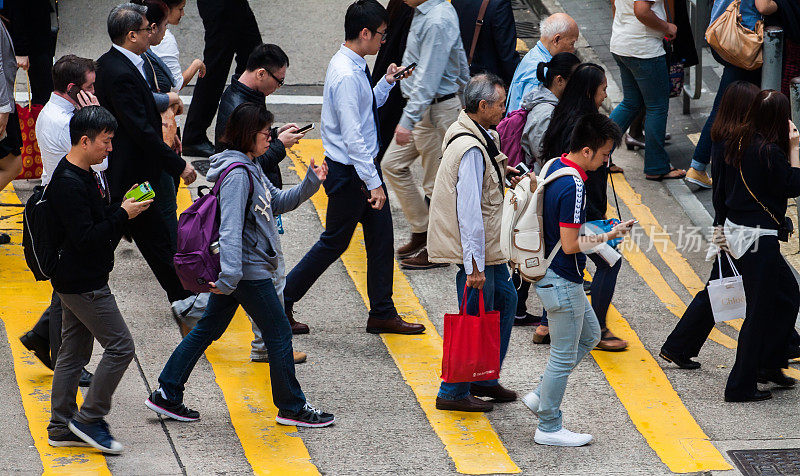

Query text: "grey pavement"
[1, 1, 799, 475]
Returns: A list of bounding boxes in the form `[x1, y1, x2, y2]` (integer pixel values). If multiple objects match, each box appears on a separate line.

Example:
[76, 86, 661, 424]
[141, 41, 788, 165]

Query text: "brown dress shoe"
[595, 328, 628, 351]
[366, 315, 425, 335]
[286, 306, 309, 334]
[251, 351, 308, 364]
[435, 395, 493, 412]
[397, 232, 427, 258]
[470, 383, 517, 402]
[399, 249, 449, 270]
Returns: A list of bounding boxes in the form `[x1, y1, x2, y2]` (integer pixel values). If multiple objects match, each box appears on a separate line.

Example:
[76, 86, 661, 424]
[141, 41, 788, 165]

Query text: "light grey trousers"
[48, 285, 135, 437]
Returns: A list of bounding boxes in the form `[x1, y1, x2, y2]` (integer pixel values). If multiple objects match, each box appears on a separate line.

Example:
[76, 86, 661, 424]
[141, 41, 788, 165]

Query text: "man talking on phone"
[283, 0, 424, 336]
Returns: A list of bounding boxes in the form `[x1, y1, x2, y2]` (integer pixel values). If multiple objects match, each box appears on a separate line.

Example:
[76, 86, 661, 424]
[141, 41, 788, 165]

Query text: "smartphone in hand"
[504, 162, 530, 187]
[296, 123, 315, 133]
[393, 62, 417, 80]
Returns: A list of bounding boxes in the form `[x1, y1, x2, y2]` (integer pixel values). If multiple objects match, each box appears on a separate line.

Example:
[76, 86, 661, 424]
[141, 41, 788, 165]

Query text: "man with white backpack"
[519, 113, 634, 446]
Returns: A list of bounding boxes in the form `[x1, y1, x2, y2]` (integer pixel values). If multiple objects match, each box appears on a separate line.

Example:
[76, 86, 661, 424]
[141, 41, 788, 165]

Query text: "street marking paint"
[288, 141, 520, 475]
[176, 187, 320, 476]
[515, 38, 530, 53]
[612, 176, 745, 332]
[0, 186, 111, 475]
[687, 133, 701, 146]
[588, 285, 733, 472]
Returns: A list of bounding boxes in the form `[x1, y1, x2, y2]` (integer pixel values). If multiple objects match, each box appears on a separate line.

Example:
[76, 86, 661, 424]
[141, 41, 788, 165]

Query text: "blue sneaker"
[48, 430, 91, 448]
[68, 419, 123, 454]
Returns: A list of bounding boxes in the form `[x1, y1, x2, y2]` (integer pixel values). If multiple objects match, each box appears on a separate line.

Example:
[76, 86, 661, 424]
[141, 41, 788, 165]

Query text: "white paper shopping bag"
[708, 252, 746, 323]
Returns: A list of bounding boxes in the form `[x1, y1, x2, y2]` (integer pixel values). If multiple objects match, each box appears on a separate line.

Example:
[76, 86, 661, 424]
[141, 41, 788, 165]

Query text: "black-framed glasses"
[132, 24, 156, 34]
[266, 70, 284, 87]
[373, 29, 388, 41]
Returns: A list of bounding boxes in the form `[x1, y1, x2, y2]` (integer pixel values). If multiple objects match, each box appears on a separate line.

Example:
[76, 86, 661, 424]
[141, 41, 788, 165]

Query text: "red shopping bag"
[441, 285, 501, 383]
[15, 74, 44, 180]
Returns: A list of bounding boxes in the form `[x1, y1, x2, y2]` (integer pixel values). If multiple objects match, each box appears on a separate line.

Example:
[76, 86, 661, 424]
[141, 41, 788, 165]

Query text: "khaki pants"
[382, 97, 461, 234]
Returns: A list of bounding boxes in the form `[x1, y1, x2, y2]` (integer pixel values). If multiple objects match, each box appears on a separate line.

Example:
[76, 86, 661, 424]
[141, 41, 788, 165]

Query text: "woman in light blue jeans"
[530, 269, 601, 430]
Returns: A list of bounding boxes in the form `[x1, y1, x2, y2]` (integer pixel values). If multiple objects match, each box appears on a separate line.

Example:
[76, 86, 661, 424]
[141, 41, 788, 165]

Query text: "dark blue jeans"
[609, 54, 671, 175]
[438, 264, 517, 400]
[690, 50, 761, 171]
[158, 278, 306, 413]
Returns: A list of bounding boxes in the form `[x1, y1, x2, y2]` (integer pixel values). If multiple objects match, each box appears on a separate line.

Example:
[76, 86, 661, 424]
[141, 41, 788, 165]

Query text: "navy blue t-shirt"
[542, 156, 588, 283]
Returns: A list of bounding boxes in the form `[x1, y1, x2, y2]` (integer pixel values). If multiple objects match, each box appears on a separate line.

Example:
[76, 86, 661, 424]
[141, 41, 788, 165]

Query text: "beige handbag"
[705, 0, 763, 70]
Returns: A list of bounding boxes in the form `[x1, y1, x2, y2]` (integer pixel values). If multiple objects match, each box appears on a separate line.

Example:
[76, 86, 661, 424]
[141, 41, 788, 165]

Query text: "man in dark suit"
[95, 3, 196, 312]
[181, 0, 262, 157]
[3, 0, 58, 106]
[452, 0, 520, 86]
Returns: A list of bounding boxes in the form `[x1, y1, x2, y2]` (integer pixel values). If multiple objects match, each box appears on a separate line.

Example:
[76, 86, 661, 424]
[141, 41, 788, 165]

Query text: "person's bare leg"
[0, 153, 22, 192]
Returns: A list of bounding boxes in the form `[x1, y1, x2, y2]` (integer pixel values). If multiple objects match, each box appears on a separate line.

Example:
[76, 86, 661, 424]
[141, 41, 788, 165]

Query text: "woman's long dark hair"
[725, 89, 791, 168]
[541, 63, 606, 160]
[710, 81, 760, 144]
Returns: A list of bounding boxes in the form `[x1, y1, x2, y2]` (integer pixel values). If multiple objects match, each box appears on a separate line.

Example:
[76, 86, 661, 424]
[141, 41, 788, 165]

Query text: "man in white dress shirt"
[19, 54, 101, 388]
[284, 0, 425, 335]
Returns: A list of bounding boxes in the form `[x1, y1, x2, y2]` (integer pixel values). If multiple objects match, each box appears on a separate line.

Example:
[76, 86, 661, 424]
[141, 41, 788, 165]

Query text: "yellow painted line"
[687, 133, 701, 146]
[288, 140, 520, 475]
[176, 187, 319, 476]
[515, 38, 529, 54]
[613, 175, 745, 332]
[586, 277, 732, 472]
[0, 186, 111, 475]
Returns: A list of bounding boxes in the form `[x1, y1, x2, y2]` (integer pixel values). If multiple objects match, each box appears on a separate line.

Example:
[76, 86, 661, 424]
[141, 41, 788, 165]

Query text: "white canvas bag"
[708, 251, 746, 323]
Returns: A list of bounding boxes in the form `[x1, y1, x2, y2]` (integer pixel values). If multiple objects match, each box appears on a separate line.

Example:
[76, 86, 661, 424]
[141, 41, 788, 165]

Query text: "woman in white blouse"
[150, 0, 206, 92]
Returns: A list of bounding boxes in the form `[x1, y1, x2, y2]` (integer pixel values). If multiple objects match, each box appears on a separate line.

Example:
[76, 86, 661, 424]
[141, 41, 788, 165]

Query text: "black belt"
[431, 93, 457, 104]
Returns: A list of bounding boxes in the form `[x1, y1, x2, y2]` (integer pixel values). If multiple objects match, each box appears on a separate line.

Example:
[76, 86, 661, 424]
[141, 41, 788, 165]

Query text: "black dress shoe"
[724, 389, 772, 402]
[79, 368, 93, 388]
[513, 312, 541, 327]
[0, 232, 10, 245]
[470, 383, 517, 402]
[786, 345, 800, 360]
[758, 369, 796, 388]
[20, 331, 53, 370]
[181, 139, 215, 158]
[435, 395, 493, 412]
[659, 347, 701, 369]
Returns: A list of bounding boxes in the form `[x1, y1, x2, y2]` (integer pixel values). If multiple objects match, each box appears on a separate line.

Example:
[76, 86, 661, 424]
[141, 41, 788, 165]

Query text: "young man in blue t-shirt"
[523, 113, 635, 447]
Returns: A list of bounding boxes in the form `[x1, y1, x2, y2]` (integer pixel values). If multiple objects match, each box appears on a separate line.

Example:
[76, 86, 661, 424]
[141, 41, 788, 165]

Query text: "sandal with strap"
[596, 329, 628, 351]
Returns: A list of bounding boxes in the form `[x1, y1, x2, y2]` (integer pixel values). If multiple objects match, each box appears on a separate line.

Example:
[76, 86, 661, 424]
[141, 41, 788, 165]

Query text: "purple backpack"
[496, 108, 529, 167]
[173, 162, 253, 294]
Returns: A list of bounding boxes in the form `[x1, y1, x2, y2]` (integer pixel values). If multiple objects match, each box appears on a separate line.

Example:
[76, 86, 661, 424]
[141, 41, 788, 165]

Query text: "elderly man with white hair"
[506, 13, 579, 112]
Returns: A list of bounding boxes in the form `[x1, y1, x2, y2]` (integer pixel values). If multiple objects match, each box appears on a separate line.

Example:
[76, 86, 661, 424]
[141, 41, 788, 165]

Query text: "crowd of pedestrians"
[0, 0, 798, 456]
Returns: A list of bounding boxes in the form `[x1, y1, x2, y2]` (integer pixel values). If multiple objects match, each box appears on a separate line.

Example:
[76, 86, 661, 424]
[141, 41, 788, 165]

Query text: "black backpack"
[22, 184, 62, 281]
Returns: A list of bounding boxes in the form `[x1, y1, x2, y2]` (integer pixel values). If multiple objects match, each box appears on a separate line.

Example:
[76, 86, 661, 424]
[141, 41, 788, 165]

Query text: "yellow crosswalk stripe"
[175, 187, 320, 476]
[288, 140, 520, 475]
[0, 186, 111, 475]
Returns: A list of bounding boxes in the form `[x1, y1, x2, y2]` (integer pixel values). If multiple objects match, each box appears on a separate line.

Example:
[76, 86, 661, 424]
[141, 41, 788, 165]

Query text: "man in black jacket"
[46, 106, 150, 453]
[3, 0, 58, 105]
[452, 0, 520, 86]
[214, 44, 303, 189]
[95, 3, 197, 314]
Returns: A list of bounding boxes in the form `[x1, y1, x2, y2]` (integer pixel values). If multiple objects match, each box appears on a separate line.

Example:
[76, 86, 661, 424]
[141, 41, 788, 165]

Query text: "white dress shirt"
[457, 146, 486, 274]
[37, 92, 108, 187]
[321, 44, 394, 191]
[112, 43, 147, 80]
[150, 29, 183, 91]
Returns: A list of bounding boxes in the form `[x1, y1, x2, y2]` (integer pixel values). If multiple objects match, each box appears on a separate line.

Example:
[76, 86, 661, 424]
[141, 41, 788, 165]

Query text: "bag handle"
[459, 283, 487, 317]
[12, 70, 33, 112]
[468, 0, 491, 66]
[717, 250, 741, 279]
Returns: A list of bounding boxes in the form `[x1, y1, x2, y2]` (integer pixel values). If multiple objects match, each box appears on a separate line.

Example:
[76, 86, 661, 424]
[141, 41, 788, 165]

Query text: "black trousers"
[31, 290, 63, 366]
[182, 0, 262, 146]
[125, 204, 192, 303]
[28, 50, 55, 106]
[284, 159, 396, 319]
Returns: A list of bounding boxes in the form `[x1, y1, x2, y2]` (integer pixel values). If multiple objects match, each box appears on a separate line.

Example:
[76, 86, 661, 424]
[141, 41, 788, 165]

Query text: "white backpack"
[501, 158, 583, 282]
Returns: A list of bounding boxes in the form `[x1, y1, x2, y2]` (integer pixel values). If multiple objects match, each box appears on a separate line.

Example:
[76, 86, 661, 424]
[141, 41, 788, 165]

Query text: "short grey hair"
[108, 3, 147, 45]
[539, 14, 573, 39]
[463, 73, 505, 113]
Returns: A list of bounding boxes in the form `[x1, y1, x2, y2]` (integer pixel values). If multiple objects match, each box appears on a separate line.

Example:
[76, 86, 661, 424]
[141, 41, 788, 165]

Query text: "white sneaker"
[534, 427, 593, 447]
[522, 391, 540, 415]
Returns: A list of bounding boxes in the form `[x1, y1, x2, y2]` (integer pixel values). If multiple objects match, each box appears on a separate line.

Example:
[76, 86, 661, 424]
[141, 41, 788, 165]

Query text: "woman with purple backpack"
[146, 103, 336, 428]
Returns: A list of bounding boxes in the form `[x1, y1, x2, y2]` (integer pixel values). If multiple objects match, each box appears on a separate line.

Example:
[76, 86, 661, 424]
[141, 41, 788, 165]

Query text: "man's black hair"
[69, 106, 118, 145]
[344, 0, 388, 41]
[246, 43, 290, 72]
[568, 113, 622, 153]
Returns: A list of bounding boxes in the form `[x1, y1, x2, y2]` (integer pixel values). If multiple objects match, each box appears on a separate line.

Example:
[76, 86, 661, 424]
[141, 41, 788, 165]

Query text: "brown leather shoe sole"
[291, 322, 310, 335]
[435, 396, 493, 412]
[399, 260, 449, 270]
[366, 324, 426, 335]
[595, 339, 628, 351]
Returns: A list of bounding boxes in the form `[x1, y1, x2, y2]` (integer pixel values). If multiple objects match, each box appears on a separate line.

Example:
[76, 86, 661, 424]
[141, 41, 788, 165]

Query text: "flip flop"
[645, 168, 686, 181]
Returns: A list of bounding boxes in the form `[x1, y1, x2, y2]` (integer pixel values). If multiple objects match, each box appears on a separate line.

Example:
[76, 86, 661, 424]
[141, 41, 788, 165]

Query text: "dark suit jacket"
[95, 47, 186, 200]
[2, 0, 56, 56]
[452, 0, 520, 86]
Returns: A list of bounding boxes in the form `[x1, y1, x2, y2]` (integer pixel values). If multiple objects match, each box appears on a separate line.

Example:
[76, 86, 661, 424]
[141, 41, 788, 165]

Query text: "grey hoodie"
[520, 86, 559, 168]
[207, 149, 321, 295]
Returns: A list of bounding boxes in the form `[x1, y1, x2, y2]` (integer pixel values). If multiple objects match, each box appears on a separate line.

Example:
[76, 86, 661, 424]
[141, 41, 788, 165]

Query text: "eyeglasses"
[266, 70, 284, 87]
[132, 24, 156, 34]
[374, 29, 388, 41]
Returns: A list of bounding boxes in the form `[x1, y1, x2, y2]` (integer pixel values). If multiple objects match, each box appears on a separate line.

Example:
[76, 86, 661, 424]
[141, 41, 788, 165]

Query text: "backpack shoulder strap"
[540, 166, 582, 187]
[445, 132, 482, 149]
[446, 131, 504, 195]
[214, 162, 254, 199]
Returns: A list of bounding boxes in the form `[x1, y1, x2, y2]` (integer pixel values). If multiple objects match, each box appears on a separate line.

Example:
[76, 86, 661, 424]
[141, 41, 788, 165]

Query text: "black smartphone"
[393, 62, 417, 80]
[296, 123, 315, 134]
[67, 84, 82, 104]
[504, 162, 530, 187]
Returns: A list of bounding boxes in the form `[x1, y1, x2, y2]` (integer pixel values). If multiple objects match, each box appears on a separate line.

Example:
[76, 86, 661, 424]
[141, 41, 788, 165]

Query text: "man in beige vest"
[428, 73, 521, 412]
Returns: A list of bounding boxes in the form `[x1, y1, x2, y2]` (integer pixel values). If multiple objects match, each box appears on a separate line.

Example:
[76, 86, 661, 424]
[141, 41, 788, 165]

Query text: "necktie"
[364, 66, 381, 150]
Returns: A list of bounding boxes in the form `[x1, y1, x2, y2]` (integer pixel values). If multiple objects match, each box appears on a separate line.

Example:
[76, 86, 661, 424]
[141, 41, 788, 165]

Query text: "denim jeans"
[690, 50, 761, 171]
[531, 269, 601, 432]
[609, 54, 671, 175]
[438, 264, 517, 400]
[158, 279, 306, 413]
